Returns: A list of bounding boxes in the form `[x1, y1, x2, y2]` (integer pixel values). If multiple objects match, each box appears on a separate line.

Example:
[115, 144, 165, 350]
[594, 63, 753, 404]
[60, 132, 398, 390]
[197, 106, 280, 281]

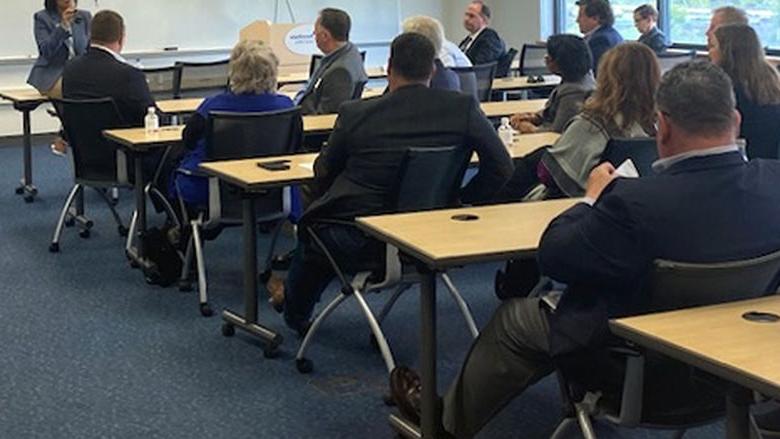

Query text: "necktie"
[459, 36, 472, 51]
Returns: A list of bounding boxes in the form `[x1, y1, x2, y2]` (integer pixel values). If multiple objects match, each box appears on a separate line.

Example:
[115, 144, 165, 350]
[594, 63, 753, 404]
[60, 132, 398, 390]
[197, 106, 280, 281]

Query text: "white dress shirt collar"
[652, 144, 743, 173]
[91, 44, 130, 65]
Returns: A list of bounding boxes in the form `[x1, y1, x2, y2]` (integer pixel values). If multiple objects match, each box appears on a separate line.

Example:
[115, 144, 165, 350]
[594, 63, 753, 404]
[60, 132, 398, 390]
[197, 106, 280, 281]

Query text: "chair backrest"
[452, 62, 497, 102]
[656, 50, 696, 73]
[496, 47, 518, 78]
[519, 43, 548, 76]
[601, 137, 659, 177]
[143, 65, 181, 100]
[393, 146, 472, 212]
[53, 98, 128, 184]
[643, 249, 780, 313]
[205, 107, 303, 221]
[173, 59, 230, 99]
[308, 51, 367, 76]
[351, 80, 368, 100]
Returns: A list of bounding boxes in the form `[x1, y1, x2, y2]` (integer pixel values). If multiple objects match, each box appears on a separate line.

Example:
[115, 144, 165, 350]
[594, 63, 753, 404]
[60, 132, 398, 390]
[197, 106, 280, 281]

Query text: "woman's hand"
[61, 7, 77, 28]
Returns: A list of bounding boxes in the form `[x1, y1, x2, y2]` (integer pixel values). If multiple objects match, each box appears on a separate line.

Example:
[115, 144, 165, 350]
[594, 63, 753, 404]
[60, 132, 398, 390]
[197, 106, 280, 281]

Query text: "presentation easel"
[240, 20, 318, 76]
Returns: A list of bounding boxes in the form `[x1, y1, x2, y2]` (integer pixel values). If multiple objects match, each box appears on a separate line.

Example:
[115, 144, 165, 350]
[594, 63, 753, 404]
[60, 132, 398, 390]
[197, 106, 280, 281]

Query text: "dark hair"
[319, 8, 351, 42]
[44, 0, 78, 15]
[634, 4, 658, 20]
[91, 10, 124, 44]
[713, 24, 780, 106]
[389, 33, 435, 81]
[472, 1, 492, 20]
[656, 61, 736, 135]
[546, 34, 592, 82]
[576, 0, 615, 27]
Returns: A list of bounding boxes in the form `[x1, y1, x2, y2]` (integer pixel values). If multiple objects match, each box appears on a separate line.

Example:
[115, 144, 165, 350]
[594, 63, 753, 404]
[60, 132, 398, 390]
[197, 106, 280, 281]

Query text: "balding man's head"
[655, 61, 740, 157]
[463, 1, 491, 34]
[706, 6, 748, 46]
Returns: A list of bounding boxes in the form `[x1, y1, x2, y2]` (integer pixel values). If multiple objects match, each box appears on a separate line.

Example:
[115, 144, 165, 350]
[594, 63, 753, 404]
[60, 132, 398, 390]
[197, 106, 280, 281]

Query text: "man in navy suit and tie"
[458, 1, 506, 65]
[576, 0, 623, 76]
[391, 61, 780, 438]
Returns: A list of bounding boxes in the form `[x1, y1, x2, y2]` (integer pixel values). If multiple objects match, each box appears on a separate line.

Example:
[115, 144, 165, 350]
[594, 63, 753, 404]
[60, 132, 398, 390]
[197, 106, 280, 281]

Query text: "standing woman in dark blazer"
[28, 0, 91, 154]
[710, 24, 780, 159]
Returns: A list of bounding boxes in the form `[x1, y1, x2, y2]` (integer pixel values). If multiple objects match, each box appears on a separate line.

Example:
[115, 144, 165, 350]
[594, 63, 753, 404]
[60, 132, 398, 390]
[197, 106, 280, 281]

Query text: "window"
[555, 0, 780, 51]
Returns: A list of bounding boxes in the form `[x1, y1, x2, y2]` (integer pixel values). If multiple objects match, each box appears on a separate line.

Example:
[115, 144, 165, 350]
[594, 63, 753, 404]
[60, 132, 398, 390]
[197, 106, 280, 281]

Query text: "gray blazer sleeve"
[34, 12, 70, 61]
[301, 67, 355, 115]
[546, 88, 587, 133]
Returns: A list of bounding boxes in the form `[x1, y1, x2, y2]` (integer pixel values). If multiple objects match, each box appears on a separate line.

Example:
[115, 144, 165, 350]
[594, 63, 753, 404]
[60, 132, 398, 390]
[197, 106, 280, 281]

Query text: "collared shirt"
[91, 44, 130, 65]
[652, 144, 743, 173]
[461, 26, 486, 52]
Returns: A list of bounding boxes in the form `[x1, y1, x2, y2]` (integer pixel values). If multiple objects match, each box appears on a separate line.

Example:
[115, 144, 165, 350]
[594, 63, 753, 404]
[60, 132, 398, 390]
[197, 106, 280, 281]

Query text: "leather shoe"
[266, 273, 285, 313]
[390, 366, 422, 425]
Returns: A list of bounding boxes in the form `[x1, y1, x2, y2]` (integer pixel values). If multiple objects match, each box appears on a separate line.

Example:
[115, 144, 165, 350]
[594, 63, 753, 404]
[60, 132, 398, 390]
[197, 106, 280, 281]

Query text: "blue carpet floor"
[0, 143, 724, 438]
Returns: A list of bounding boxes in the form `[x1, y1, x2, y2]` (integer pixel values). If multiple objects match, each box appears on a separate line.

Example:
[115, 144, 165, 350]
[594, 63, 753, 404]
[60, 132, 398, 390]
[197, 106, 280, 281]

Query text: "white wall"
[444, 0, 549, 49]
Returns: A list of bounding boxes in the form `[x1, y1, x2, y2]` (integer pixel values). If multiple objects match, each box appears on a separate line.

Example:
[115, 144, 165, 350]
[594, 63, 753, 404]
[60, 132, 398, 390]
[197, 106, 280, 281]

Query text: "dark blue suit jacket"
[538, 151, 780, 354]
[587, 25, 623, 76]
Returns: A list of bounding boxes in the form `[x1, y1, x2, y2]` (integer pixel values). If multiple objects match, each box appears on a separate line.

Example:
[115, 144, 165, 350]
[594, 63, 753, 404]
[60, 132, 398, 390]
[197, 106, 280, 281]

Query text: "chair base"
[221, 308, 283, 358]
[389, 413, 421, 439]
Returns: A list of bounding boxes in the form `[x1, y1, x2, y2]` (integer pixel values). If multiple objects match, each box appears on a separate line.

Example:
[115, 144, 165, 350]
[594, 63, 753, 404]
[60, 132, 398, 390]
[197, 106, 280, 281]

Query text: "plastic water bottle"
[144, 107, 159, 135]
[498, 117, 514, 149]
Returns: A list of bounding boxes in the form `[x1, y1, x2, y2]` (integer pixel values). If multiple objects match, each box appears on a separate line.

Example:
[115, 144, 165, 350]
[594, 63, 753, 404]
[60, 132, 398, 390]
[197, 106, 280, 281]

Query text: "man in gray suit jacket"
[295, 8, 368, 115]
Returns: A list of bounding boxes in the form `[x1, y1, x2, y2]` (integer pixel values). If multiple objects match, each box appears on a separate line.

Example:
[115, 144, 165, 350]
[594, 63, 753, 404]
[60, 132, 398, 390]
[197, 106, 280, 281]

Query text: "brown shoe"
[266, 272, 285, 312]
[390, 366, 422, 425]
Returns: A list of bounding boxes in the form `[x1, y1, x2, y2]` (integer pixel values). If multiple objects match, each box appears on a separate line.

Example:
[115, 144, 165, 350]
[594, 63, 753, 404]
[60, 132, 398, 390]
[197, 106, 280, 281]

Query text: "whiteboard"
[2, 0, 400, 58]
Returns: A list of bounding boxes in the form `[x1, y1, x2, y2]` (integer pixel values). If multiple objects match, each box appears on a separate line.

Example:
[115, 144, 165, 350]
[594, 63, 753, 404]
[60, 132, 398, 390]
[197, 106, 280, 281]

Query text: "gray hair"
[713, 6, 748, 26]
[402, 15, 444, 54]
[656, 61, 736, 135]
[229, 40, 278, 95]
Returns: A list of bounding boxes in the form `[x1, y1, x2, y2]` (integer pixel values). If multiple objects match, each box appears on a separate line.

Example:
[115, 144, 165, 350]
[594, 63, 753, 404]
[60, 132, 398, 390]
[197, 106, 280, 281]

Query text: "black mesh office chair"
[496, 47, 519, 78]
[601, 137, 659, 177]
[308, 51, 367, 76]
[173, 59, 230, 99]
[550, 249, 780, 439]
[452, 62, 498, 102]
[657, 50, 697, 73]
[143, 65, 181, 100]
[351, 80, 368, 100]
[176, 107, 303, 316]
[295, 145, 479, 375]
[48, 98, 131, 253]
[520, 43, 548, 76]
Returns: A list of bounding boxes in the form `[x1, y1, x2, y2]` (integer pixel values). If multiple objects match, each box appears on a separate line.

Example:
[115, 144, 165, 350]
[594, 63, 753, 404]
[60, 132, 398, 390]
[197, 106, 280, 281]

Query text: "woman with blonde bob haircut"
[711, 24, 780, 159]
[497, 42, 659, 201]
[171, 40, 294, 207]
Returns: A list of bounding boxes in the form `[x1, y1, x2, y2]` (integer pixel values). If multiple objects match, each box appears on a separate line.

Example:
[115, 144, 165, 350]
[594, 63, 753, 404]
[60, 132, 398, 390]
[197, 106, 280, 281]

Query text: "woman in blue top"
[172, 39, 295, 209]
[29, 0, 91, 155]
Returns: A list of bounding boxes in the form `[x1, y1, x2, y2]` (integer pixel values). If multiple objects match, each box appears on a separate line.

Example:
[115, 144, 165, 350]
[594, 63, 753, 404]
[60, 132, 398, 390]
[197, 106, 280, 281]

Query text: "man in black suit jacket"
[62, 10, 154, 125]
[576, 0, 623, 75]
[391, 62, 780, 438]
[458, 2, 506, 65]
[278, 33, 513, 334]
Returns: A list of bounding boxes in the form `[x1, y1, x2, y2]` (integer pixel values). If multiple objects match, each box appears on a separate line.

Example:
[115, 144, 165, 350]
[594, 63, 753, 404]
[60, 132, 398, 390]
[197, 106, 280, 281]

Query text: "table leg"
[221, 196, 283, 357]
[125, 153, 155, 272]
[419, 267, 438, 438]
[15, 109, 37, 202]
[725, 385, 752, 439]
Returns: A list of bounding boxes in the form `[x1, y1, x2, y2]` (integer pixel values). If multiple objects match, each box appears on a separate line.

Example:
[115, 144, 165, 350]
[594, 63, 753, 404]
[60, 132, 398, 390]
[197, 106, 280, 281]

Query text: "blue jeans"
[283, 223, 383, 332]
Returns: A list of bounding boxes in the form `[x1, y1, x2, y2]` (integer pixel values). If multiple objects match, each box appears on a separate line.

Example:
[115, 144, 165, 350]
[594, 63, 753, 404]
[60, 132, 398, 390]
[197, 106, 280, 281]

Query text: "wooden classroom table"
[611, 296, 780, 439]
[0, 88, 50, 202]
[277, 66, 387, 85]
[356, 198, 579, 438]
[492, 75, 560, 101]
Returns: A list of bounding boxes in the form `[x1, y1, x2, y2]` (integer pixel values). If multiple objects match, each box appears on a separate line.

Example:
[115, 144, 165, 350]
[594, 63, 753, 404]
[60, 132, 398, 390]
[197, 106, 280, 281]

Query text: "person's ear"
[732, 109, 742, 136]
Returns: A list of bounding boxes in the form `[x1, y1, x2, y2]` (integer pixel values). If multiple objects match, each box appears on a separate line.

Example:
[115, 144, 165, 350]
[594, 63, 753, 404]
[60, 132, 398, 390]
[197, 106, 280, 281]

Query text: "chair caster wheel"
[129, 260, 140, 269]
[383, 393, 397, 406]
[15, 187, 23, 195]
[49, 243, 60, 253]
[24, 196, 34, 203]
[79, 229, 90, 239]
[118, 225, 128, 237]
[65, 218, 75, 227]
[264, 346, 279, 359]
[179, 281, 193, 292]
[199, 303, 213, 317]
[296, 358, 313, 374]
[221, 323, 235, 337]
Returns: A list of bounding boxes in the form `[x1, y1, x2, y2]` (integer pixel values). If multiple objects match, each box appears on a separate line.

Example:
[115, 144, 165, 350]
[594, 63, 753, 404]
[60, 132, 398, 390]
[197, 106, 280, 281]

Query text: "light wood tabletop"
[357, 198, 579, 269]
[0, 88, 48, 103]
[482, 99, 547, 118]
[103, 125, 185, 150]
[492, 75, 561, 91]
[610, 295, 780, 400]
[199, 153, 319, 191]
[156, 98, 204, 115]
[277, 66, 386, 85]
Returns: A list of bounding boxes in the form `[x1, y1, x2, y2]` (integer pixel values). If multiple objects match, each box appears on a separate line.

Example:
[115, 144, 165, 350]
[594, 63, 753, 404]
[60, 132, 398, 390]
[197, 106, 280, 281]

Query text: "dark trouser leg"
[442, 298, 554, 438]
[283, 224, 383, 331]
[493, 147, 547, 203]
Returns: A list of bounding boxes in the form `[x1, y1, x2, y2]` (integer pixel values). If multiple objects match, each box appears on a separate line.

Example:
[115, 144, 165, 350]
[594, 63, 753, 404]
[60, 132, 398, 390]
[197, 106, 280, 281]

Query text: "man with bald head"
[706, 5, 748, 47]
[391, 61, 780, 438]
[458, 1, 505, 65]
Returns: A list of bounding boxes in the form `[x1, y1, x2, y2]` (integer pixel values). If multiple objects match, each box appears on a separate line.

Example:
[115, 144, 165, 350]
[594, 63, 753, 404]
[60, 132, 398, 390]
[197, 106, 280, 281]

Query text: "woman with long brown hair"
[711, 24, 780, 159]
[497, 42, 660, 200]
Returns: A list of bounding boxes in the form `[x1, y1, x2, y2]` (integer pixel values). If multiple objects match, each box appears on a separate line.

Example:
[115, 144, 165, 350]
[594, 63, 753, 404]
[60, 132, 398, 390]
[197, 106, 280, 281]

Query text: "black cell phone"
[257, 160, 291, 171]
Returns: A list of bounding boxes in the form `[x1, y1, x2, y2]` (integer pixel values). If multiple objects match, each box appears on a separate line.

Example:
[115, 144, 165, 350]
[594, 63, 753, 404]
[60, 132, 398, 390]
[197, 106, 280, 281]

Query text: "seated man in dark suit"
[276, 33, 514, 334]
[458, 1, 506, 65]
[62, 9, 154, 125]
[391, 61, 780, 437]
[295, 8, 368, 115]
[634, 4, 666, 54]
[576, 0, 623, 75]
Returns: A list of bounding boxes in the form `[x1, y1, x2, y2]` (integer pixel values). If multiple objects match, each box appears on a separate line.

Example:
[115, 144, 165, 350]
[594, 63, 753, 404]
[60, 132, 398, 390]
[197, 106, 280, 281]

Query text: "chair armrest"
[175, 167, 208, 178]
